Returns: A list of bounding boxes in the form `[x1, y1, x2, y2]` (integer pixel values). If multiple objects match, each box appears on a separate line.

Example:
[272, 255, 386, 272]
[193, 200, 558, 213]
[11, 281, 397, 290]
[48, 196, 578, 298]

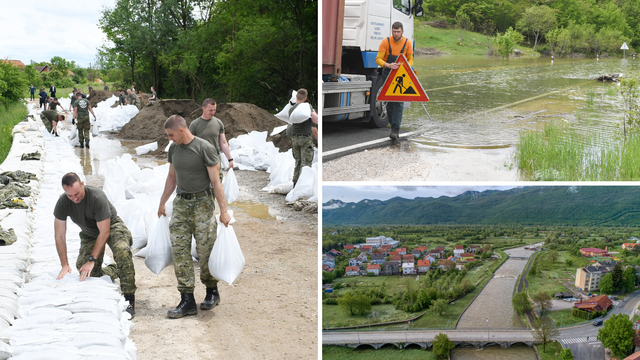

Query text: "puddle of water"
[232, 200, 275, 220]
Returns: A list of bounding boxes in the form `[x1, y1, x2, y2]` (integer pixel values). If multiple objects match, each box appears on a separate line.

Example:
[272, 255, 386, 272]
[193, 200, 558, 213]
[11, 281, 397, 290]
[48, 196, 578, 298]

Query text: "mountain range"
[322, 187, 640, 227]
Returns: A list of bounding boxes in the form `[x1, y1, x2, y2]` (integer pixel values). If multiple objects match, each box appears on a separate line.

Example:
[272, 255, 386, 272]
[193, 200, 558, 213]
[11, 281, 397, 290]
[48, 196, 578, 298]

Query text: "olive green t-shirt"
[288, 103, 314, 136]
[168, 137, 220, 194]
[48, 101, 62, 111]
[74, 98, 91, 116]
[41, 110, 59, 122]
[53, 185, 118, 238]
[189, 116, 225, 154]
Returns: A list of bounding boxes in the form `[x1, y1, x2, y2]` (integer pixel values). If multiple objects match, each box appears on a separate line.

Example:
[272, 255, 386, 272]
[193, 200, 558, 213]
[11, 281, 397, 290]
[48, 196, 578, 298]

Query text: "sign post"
[621, 42, 629, 59]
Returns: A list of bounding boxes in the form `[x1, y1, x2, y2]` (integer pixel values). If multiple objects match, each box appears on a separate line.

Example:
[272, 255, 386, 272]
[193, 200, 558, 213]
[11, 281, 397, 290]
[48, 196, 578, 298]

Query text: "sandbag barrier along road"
[0, 103, 136, 360]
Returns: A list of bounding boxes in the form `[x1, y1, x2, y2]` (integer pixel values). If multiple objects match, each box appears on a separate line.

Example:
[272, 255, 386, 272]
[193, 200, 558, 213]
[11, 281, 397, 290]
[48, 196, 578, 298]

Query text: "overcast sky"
[0, 1, 115, 67]
[323, 186, 520, 203]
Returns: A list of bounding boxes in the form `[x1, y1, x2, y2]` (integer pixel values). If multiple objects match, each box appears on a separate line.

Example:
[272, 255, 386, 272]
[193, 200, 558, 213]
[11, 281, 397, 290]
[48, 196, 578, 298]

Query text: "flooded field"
[407, 56, 632, 149]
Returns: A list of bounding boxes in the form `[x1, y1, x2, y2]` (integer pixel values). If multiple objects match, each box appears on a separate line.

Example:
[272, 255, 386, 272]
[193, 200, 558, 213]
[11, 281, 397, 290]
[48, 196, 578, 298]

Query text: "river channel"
[451, 243, 542, 359]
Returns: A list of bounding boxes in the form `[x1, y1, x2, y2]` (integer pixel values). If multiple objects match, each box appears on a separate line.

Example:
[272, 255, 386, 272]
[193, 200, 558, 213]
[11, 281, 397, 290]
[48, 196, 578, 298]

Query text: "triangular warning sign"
[377, 54, 429, 102]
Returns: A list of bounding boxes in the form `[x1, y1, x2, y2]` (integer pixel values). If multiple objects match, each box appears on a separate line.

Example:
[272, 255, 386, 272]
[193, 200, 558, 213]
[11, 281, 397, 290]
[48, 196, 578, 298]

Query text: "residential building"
[349, 258, 363, 267]
[574, 295, 613, 312]
[327, 249, 342, 258]
[381, 261, 401, 275]
[580, 247, 608, 257]
[429, 249, 442, 258]
[397, 248, 407, 255]
[424, 254, 436, 263]
[417, 260, 430, 273]
[402, 262, 416, 275]
[460, 253, 475, 262]
[575, 264, 615, 292]
[469, 245, 480, 253]
[390, 255, 402, 262]
[390, 251, 400, 257]
[415, 246, 428, 254]
[345, 266, 360, 276]
[343, 245, 354, 252]
[623, 243, 639, 250]
[435, 246, 445, 252]
[411, 249, 421, 257]
[439, 260, 454, 271]
[366, 264, 381, 276]
[34, 65, 50, 73]
[403, 254, 415, 264]
[356, 253, 368, 262]
[322, 255, 335, 268]
[454, 245, 465, 258]
[366, 236, 392, 246]
[322, 265, 333, 272]
[360, 245, 373, 254]
[371, 254, 385, 264]
[456, 263, 465, 271]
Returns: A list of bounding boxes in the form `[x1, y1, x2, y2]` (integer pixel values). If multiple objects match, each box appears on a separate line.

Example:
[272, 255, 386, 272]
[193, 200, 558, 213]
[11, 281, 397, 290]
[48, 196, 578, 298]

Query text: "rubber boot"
[200, 286, 220, 310]
[79, 143, 84, 148]
[167, 293, 197, 319]
[124, 294, 135, 319]
[389, 126, 399, 141]
[85, 141, 90, 149]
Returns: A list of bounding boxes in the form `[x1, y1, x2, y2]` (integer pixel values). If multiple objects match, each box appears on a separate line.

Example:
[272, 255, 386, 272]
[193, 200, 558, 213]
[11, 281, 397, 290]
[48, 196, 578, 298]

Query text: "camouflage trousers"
[170, 193, 218, 293]
[77, 114, 90, 145]
[77, 217, 137, 294]
[290, 135, 314, 185]
[40, 114, 55, 133]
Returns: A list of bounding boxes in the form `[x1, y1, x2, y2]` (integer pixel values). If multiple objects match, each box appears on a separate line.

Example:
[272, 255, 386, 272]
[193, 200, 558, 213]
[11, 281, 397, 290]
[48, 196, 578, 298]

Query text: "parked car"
[593, 319, 603, 326]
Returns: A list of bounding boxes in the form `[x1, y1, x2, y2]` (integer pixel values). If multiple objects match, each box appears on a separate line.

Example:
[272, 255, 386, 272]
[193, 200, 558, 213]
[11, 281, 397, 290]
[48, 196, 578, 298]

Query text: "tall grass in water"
[0, 102, 28, 163]
[514, 121, 640, 180]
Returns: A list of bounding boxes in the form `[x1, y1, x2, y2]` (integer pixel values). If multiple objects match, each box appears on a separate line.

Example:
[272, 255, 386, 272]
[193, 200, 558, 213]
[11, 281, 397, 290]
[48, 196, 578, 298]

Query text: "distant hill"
[322, 187, 640, 227]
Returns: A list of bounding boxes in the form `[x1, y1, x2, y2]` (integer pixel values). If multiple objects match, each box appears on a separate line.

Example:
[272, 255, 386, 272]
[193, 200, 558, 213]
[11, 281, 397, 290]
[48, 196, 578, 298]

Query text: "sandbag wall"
[0, 103, 136, 360]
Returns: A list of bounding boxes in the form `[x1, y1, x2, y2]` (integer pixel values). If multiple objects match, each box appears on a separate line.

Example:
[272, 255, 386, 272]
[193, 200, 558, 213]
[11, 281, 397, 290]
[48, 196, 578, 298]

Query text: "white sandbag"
[134, 247, 148, 258]
[0, 341, 10, 360]
[263, 182, 293, 195]
[164, 140, 173, 152]
[208, 212, 244, 285]
[270, 124, 288, 136]
[69, 125, 78, 140]
[9, 349, 80, 360]
[274, 90, 297, 122]
[289, 103, 312, 124]
[144, 216, 172, 275]
[285, 165, 317, 202]
[135, 142, 158, 155]
[223, 168, 239, 204]
[91, 123, 99, 136]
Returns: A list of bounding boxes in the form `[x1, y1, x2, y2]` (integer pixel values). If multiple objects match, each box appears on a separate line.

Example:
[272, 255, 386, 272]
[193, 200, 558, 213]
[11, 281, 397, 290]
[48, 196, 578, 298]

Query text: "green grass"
[514, 120, 640, 181]
[414, 22, 539, 57]
[527, 251, 585, 298]
[323, 345, 437, 360]
[547, 308, 586, 327]
[323, 304, 413, 328]
[0, 102, 28, 162]
[536, 341, 563, 360]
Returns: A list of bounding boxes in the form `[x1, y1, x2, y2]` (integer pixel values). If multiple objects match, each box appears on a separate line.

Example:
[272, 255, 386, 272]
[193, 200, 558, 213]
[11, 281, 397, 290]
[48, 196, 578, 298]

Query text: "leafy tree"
[533, 290, 552, 315]
[559, 348, 574, 360]
[512, 292, 533, 314]
[529, 265, 537, 277]
[0, 62, 26, 104]
[516, 5, 557, 51]
[533, 316, 560, 353]
[322, 271, 334, 284]
[432, 332, 455, 360]
[337, 292, 371, 316]
[599, 272, 615, 294]
[598, 313, 634, 358]
[494, 27, 524, 59]
[456, 10, 471, 46]
[431, 298, 448, 315]
[623, 266, 636, 292]
[613, 263, 624, 291]
[565, 259, 573, 267]
[548, 250, 559, 263]
[547, 27, 571, 58]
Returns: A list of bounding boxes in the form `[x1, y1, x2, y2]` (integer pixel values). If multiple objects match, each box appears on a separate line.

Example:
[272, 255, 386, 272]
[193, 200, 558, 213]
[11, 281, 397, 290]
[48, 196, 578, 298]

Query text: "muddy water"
[233, 200, 276, 220]
[456, 244, 541, 329]
[451, 344, 537, 360]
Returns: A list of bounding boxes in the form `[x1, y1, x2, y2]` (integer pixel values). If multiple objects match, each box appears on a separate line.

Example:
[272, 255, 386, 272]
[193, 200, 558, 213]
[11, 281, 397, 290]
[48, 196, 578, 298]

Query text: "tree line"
[97, 0, 317, 111]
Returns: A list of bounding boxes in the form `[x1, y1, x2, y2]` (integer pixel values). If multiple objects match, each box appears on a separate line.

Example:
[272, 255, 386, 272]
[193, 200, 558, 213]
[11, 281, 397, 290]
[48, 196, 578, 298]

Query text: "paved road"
[560, 337, 604, 360]
[323, 329, 534, 344]
[323, 121, 408, 152]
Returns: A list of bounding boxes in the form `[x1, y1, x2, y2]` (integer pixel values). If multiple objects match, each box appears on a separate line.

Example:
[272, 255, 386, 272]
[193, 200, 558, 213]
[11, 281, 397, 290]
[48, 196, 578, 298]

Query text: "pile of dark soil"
[88, 90, 120, 107]
[118, 100, 290, 154]
[415, 47, 444, 56]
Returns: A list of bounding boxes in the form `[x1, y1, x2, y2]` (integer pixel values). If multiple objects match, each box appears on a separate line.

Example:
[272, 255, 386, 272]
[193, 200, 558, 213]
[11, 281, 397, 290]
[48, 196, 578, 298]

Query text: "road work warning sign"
[377, 54, 429, 102]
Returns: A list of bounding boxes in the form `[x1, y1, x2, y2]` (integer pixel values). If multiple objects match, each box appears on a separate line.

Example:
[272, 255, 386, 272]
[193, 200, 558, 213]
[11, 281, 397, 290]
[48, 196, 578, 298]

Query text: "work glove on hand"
[72, 119, 75, 125]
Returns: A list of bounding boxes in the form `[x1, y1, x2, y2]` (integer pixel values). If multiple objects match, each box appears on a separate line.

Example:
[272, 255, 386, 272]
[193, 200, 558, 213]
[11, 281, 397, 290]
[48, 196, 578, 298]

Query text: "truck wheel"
[367, 77, 389, 128]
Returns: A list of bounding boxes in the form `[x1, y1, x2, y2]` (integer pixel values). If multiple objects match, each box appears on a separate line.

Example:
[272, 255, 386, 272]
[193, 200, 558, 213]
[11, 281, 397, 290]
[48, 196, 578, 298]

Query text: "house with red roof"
[343, 245, 354, 252]
[460, 253, 475, 262]
[403, 254, 415, 264]
[1, 60, 26, 69]
[366, 264, 380, 276]
[397, 248, 407, 255]
[345, 266, 360, 276]
[580, 247, 608, 257]
[430, 249, 443, 258]
[390, 251, 400, 256]
[390, 255, 401, 262]
[417, 260, 430, 273]
[574, 295, 612, 312]
[623, 243, 639, 250]
[454, 245, 465, 258]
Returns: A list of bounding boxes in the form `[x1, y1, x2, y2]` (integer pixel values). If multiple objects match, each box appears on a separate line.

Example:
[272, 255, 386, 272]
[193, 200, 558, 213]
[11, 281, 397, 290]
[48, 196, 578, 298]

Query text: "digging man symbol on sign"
[394, 74, 406, 94]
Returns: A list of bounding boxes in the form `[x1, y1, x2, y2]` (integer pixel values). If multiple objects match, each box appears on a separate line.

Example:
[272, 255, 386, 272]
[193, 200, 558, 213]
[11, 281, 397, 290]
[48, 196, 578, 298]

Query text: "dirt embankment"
[119, 100, 291, 153]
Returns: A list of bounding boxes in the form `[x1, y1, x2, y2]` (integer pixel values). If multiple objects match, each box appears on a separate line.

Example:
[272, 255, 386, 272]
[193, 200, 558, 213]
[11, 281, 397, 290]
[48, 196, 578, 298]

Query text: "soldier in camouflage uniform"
[286, 88, 318, 185]
[127, 89, 141, 110]
[53, 172, 137, 317]
[158, 115, 231, 319]
[40, 110, 65, 135]
[73, 92, 96, 148]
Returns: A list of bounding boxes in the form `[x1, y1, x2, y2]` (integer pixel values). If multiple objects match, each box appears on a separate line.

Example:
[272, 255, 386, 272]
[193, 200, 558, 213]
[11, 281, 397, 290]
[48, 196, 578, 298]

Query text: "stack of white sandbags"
[93, 96, 139, 132]
[0, 106, 136, 360]
[99, 154, 171, 250]
[228, 131, 277, 171]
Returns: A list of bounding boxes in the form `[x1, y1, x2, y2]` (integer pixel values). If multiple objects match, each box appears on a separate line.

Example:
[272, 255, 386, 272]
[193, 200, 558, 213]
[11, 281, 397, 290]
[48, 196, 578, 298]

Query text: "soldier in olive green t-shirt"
[73, 93, 96, 148]
[189, 99, 235, 172]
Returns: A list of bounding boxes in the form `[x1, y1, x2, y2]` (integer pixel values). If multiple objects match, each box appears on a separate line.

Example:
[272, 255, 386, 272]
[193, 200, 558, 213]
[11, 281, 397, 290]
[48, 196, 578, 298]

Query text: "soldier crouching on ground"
[40, 109, 65, 136]
[158, 115, 231, 319]
[53, 172, 137, 317]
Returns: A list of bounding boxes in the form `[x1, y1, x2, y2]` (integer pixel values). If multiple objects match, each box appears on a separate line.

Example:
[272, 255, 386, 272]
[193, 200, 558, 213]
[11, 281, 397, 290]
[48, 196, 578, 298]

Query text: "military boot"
[124, 294, 135, 319]
[85, 141, 90, 149]
[200, 286, 220, 310]
[167, 293, 197, 319]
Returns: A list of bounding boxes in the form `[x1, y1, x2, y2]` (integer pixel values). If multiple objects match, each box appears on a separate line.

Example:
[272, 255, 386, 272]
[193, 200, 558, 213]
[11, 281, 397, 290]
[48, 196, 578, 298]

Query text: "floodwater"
[401, 56, 637, 178]
[451, 344, 537, 360]
[452, 244, 541, 359]
[233, 200, 276, 220]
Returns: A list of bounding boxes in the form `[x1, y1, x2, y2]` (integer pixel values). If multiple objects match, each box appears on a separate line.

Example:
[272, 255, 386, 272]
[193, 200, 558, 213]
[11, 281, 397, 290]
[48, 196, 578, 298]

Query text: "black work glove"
[72, 119, 75, 125]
